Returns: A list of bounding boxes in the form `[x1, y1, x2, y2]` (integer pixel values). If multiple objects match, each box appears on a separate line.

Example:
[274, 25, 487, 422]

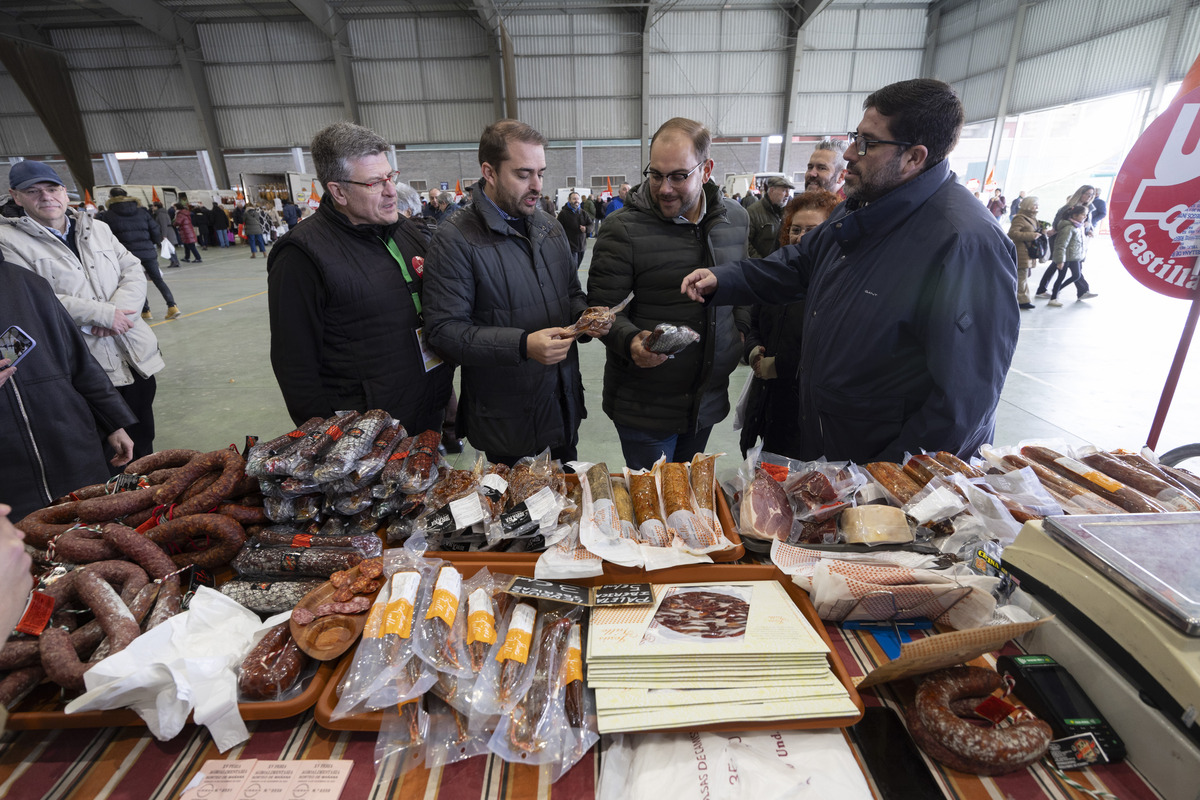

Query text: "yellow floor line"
[149, 290, 267, 326]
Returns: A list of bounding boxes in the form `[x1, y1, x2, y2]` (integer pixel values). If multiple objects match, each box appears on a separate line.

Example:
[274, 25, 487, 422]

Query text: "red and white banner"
[1110, 87, 1200, 300]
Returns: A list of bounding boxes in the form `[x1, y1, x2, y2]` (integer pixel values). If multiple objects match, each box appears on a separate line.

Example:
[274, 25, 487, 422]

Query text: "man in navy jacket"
[681, 79, 1018, 463]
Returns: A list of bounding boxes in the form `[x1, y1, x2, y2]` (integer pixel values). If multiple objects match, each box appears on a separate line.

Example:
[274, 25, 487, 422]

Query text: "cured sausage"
[75, 486, 158, 523]
[237, 623, 308, 701]
[1112, 452, 1200, 502]
[611, 481, 635, 525]
[904, 453, 956, 487]
[231, 546, 364, 579]
[145, 513, 247, 570]
[1079, 450, 1200, 512]
[0, 666, 46, 709]
[629, 473, 663, 526]
[124, 449, 201, 476]
[661, 463, 692, 516]
[585, 463, 612, 503]
[864, 462, 922, 503]
[220, 579, 322, 615]
[52, 526, 119, 563]
[690, 454, 716, 512]
[906, 667, 1051, 776]
[215, 503, 270, 525]
[100, 523, 182, 628]
[171, 450, 247, 516]
[999, 455, 1125, 515]
[313, 409, 392, 483]
[89, 582, 159, 663]
[1021, 446, 1167, 514]
[933, 451, 987, 479]
[16, 502, 81, 548]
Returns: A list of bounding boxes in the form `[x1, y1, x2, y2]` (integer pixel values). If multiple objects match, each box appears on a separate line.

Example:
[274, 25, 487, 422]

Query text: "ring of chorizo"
[145, 513, 247, 570]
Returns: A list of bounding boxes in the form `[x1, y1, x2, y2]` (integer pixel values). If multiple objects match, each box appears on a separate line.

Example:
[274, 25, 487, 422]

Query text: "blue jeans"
[614, 423, 712, 471]
[216, 230, 229, 247]
[248, 234, 266, 254]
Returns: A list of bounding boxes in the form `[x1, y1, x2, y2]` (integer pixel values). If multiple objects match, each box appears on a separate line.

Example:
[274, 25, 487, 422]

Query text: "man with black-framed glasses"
[266, 121, 452, 436]
[587, 117, 750, 470]
[682, 79, 1019, 464]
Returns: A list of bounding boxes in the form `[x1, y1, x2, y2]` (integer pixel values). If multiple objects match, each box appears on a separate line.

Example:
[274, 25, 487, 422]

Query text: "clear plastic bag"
[424, 694, 490, 769]
[412, 564, 473, 682]
[379, 429, 443, 495]
[373, 695, 427, 776]
[579, 462, 643, 568]
[469, 598, 541, 723]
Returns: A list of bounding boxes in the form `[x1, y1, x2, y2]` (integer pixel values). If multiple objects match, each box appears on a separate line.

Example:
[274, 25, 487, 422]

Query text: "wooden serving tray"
[290, 559, 385, 661]
[313, 562, 861, 733]
[4, 658, 335, 731]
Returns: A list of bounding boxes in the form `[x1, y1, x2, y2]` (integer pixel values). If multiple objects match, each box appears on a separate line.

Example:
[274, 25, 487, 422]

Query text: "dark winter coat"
[746, 196, 784, 258]
[211, 204, 230, 230]
[710, 158, 1020, 463]
[1, 258, 136, 520]
[99, 196, 162, 260]
[174, 207, 196, 244]
[556, 203, 591, 254]
[587, 179, 750, 435]
[424, 182, 587, 458]
[267, 195, 452, 432]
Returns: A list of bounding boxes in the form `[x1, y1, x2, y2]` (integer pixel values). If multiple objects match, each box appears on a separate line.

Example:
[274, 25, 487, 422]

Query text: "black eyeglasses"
[642, 162, 705, 186]
[846, 131, 912, 157]
[337, 170, 401, 192]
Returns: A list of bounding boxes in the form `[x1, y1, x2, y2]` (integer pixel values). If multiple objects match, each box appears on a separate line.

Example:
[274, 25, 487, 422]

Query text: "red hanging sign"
[1109, 87, 1200, 300]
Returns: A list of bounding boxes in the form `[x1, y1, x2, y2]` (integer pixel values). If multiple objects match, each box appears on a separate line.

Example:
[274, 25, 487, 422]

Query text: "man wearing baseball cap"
[0, 160, 165, 464]
[746, 175, 793, 258]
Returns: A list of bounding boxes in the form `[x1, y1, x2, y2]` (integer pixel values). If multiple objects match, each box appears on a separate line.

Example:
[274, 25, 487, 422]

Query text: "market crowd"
[1, 77, 1023, 525]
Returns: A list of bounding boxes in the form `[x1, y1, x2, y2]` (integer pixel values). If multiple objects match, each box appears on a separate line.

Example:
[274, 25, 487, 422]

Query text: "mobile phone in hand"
[0, 325, 37, 369]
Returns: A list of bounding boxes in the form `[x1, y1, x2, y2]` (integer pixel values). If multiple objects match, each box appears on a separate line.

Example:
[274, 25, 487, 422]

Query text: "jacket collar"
[468, 180, 553, 243]
[627, 178, 727, 226]
[831, 158, 952, 251]
[316, 192, 399, 240]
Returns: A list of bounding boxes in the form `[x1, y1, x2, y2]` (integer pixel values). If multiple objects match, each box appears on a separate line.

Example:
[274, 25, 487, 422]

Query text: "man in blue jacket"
[681, 78, 1019, 463]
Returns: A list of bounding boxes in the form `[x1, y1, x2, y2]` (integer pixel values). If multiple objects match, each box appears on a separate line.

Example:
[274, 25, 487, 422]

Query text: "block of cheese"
[840, 505, 913, 545]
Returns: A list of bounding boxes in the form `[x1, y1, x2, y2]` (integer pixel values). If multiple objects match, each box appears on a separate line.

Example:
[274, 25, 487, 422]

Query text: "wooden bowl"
[289, 559, 384, 661]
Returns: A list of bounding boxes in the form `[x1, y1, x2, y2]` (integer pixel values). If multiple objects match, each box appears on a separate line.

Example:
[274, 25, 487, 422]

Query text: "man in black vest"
[266, 122, 452, 433]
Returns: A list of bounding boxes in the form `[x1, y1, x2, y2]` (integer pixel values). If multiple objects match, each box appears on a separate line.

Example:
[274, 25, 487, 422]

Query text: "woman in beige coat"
[1006, 195, 1044, 310]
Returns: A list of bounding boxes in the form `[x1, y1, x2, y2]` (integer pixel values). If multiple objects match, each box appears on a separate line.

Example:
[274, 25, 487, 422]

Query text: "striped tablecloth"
[0, 626, 1164, 800]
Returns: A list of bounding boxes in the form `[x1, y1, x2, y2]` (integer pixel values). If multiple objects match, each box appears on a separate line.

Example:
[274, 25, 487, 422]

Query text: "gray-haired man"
[266, 121, 452, 433]
[804, 138, 847, 194]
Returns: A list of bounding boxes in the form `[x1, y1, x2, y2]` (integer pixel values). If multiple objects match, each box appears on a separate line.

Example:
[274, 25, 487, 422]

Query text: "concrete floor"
[146, 231, 1200, 479]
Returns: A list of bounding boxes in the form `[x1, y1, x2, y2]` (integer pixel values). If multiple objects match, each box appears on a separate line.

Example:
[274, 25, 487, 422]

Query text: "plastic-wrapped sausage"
[231, 545, 364, 579]
[313, 409, 393, 483]
[1021, 446, 1168, 514]
[586, 463, 612, 503]
[903, 453, 956, 487]
[238, 623, 308, 701]
[933, 451, 987, 479]
[629, 473, 662, 526]
[220, 579, 322, 615]
[690, 454, 716, 512]
[1078, 449, 1200, 512]
[348, 423, 406, 485]
[612, 481, 635, 524]
[1000, 455, 1126, 515]
[381, 429, 442, 493]
[864, 462, 923, 504]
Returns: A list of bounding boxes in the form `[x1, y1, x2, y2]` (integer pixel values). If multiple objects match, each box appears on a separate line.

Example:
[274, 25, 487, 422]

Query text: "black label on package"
[1048, 734, 1108, 770]
[500, 504, 532, 533]
[424, 508, 456, 536]
[592, 583, 654, 607]
[506, 577, 590, 606]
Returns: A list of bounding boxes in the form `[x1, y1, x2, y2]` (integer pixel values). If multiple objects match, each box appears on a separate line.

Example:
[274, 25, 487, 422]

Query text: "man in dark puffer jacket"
[424, 120, 607, 465]
[587, 117, 749, 469]
[100, 188, 180, 321]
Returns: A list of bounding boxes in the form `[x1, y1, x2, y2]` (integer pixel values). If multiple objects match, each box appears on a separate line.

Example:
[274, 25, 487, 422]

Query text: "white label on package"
[468, 587, 493, 618]
[524, 485, 559, 528]
[449, 492, 486, 528]
[905, 486, 965, 524]
[390, 571, 421, 606]
[481, 473, 509, 495]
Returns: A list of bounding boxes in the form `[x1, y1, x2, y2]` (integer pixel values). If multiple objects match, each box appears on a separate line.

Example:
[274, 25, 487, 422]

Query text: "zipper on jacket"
[11, 378, 53, 507]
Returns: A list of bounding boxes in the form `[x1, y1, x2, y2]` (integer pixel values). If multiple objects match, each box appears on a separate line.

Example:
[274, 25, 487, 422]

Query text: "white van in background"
[722, 172, 786, 199]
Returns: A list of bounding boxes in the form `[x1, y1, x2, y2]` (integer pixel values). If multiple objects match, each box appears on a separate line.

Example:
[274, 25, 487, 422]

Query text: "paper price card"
[425, 566, 462, 626]
[506, 576, 590, 606]
[384, 571, 421, 638]
[181, 759, 353, 800]
[495, 603, 536, 664]
[591, 583, 654, 607]
[467, 587, 497, 645]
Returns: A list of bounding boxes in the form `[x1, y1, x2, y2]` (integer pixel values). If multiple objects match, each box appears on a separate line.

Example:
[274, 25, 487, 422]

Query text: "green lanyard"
[382, 236, 423, 317]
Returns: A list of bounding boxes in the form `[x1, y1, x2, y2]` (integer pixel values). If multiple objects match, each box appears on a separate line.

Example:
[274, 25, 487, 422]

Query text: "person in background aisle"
[99, 188, 181, 321]
[1006, 195, 1044, 310]
[174, 203, 202, 263]
[746, 175, 793, 258]
[740, 186, 759, 209]
[281, 198, 300, 230]
[191, 203, 210, 250]
[1009, 190, 1026, 222]
[739, 189, 839, 458]
[232, 201, 246, 243]
[1090, 188, 1107, 230]
[681, 78, 1019, 463]
[1046, 204, 1094, 307]
[1, 254, 137, 519]
[152, 201, 181, 267]
[0, 160, 162, 464]
[803, 138, 847, 194]
[423, 188, 442, 218]
[587, 117, 750, 470]
[243, 202, 268, 258]
[210, 201, 230, 247]
[605, 183, 629, 216]
[1035, 185, 1096, 299]
[987, 187, 1006, 222]
[557, 191, 592, 268]
[424, 119, 606, 465]
[267, 121, 452, 432]
[431, 193, 455, 226]
[581, 193, 597, 237]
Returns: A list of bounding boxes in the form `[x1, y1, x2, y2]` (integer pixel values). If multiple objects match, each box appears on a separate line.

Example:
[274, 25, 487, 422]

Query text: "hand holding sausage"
[630, 331, 668, 368]
[526, 327, 573, 365]
[680, 268, 718, 301]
